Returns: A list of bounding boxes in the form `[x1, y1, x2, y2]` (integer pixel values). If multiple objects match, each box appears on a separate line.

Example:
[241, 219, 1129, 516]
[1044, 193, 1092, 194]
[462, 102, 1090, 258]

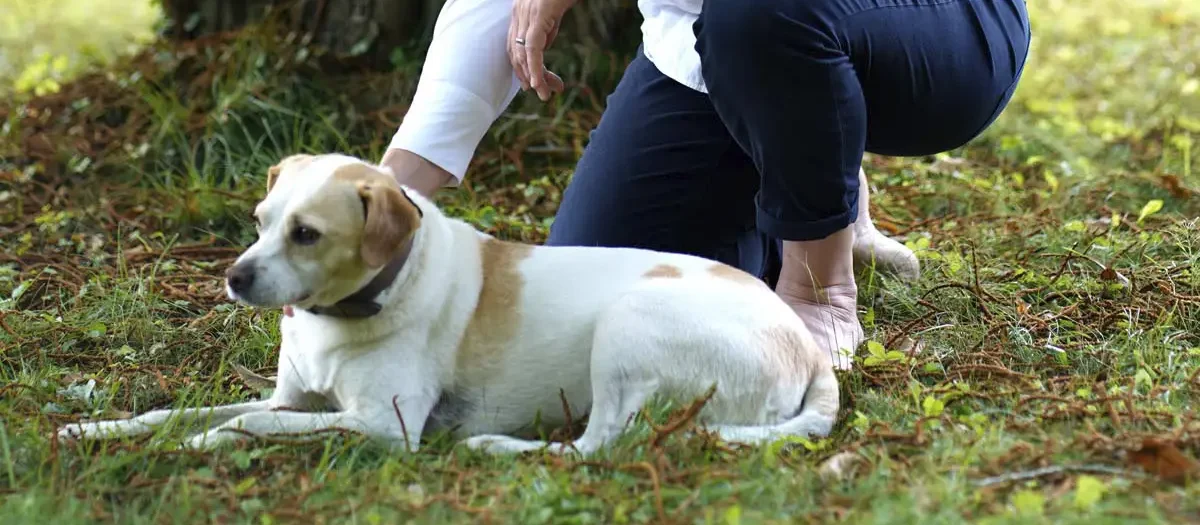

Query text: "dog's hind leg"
[459, 358, 656, 457]
[559, 337, 660, 456]
[461, 304, 662, 457]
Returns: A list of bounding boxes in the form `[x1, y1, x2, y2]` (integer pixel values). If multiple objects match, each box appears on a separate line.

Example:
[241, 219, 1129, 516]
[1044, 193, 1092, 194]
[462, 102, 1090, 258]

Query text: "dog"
[56, 153, 840, 455]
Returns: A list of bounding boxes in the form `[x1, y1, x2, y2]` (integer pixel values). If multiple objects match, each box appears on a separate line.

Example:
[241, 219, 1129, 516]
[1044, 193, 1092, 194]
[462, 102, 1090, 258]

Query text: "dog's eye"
[291, 225, 321, 245]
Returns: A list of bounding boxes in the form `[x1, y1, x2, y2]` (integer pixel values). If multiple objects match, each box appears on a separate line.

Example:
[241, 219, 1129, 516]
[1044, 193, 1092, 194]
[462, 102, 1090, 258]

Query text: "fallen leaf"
[1073, 475, 1108, 509]
[57, 379, 97, 404]
[1160, 174, 1194, 199]
[233, 363, 277, 390]
[1011, 489, 1045, 517]
[895, 336, 926, 357]
[922, 396, 946, 417]
[22, 133, 56, 160]
[818, 451, 865, 481]
[152, 368, 170, 391]
[1137, 199, 1164, 223]
[1127, 438, 1200, 485]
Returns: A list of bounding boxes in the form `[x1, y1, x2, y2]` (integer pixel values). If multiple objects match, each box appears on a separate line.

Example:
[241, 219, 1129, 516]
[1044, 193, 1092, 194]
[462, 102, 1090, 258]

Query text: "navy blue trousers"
[546, 0, 1030, 285]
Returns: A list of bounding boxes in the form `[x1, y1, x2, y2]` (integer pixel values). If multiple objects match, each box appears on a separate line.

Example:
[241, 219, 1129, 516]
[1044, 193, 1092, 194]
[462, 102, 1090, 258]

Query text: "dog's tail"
[707, 365, 840, 444]
[782, 364, 840, 436]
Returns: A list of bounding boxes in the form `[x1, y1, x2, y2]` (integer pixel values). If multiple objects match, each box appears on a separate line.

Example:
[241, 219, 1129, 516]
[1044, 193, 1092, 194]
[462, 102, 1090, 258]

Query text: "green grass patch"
[0, 0, 162, 98]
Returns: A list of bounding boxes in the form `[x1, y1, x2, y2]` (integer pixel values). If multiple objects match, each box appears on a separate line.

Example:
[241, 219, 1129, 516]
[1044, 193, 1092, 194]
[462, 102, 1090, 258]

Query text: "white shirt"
[389, 0, 704, 186]
[637, 0, 706, 92]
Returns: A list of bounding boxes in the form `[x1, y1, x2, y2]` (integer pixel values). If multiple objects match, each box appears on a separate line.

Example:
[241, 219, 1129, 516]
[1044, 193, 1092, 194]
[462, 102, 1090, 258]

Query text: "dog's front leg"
[182, 393, 438, 452]
[57, 400, 274, 442]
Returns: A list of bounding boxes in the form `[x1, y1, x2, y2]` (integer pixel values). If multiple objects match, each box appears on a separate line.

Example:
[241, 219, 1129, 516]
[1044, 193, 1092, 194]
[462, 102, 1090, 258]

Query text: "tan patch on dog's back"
[456, 238, 535, 377]
[643, 264, 682, 279]
[708, 263, 767, 288]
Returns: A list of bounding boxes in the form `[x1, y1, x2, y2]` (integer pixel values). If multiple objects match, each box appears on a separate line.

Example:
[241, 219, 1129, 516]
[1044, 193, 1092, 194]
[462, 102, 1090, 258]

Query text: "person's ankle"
[776, 281, 858, 310]
[777, 226, 856, 291]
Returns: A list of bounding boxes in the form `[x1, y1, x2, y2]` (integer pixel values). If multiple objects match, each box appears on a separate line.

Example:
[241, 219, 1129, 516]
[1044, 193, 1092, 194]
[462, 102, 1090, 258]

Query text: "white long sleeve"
[388, 0, 522, 186]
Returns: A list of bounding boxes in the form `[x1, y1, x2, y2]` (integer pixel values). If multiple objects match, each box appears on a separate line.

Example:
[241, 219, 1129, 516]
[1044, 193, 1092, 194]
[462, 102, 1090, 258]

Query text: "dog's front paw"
[180, 430, 236, 451]
[56, 423, 84, 442]
[180, 434, 215, 451]
[460, 435, 567, 455]
[460, 434, 534, 454]
[459, 434, 504, 452]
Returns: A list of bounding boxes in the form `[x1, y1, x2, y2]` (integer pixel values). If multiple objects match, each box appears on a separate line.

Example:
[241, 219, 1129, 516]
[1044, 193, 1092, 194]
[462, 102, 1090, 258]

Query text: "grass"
[0, 0, 161, 98]
[2, 0, 1200, 522]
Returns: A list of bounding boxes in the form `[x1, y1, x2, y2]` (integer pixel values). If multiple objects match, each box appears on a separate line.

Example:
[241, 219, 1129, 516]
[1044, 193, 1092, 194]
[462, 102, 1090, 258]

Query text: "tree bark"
[160, 0, 640, 70]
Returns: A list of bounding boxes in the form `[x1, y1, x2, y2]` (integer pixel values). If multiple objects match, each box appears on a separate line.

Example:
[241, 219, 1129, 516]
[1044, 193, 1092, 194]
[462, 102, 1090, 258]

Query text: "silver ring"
[514, 37, 526, 46]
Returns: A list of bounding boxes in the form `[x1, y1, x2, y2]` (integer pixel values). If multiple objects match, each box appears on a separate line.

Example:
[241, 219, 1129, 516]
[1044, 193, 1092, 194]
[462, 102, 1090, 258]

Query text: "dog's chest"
[280, 319, 384, 398]
[278, 347, 343, 402]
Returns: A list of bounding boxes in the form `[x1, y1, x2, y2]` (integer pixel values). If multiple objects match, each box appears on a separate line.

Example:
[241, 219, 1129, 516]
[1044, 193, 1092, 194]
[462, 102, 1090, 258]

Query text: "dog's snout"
[226, 264, 256, 295]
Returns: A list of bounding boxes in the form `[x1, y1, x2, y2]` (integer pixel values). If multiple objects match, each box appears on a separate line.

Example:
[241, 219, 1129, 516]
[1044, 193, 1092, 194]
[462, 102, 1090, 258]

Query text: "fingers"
[543, 70, 564, 94]
[510, 0, 567, 101]
[539, 22, 565, 97]
[546, 18, 561, 48]
[524, 12, 554, 100]
[508, 2, 531, 90]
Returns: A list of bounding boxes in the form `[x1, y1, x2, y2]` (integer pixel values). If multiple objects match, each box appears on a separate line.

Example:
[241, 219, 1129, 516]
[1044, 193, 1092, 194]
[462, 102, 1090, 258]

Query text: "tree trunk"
[160, 0, 640, 70]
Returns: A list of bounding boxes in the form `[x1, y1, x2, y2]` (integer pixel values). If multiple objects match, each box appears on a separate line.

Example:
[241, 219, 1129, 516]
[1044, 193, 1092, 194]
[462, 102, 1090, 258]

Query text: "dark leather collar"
[304, 237, 415, 319]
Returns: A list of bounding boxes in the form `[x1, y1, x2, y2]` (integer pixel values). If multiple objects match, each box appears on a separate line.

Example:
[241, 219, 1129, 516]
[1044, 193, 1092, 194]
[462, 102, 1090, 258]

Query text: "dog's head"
[224, 153, 423, 309]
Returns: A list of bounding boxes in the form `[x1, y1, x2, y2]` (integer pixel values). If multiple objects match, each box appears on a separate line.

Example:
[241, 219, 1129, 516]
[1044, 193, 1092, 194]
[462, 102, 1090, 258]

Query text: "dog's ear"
[266, 154, 316, 192]
[358, 183, 421, 268]
[266, 164, 283, 192]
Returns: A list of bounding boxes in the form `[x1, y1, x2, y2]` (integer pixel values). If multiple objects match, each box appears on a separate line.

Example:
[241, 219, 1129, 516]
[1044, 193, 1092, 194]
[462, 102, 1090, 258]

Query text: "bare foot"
[852, 227, 920, 282]
[777, 283, 862, 371]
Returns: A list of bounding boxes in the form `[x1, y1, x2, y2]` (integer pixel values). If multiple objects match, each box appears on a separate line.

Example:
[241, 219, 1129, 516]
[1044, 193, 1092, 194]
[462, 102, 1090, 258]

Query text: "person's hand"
[777, 283, 862, 371]
[508, 0, 574, 101]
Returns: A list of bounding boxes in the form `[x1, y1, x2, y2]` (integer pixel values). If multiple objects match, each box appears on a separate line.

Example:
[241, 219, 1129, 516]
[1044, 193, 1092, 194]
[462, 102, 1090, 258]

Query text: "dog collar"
[304, 237, 414, 319]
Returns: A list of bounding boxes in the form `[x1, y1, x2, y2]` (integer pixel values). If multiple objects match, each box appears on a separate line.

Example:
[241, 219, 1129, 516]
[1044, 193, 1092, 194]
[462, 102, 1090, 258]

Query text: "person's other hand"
[508, 0, 574, 101]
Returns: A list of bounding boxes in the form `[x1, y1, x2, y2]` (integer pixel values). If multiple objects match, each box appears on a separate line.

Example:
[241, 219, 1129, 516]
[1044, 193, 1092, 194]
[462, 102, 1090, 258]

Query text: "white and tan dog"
[57, 153, 840, 455]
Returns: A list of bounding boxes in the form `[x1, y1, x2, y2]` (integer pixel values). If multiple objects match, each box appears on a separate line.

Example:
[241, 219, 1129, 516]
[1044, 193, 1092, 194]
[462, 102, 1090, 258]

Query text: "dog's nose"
[226, 264, 256, 295]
